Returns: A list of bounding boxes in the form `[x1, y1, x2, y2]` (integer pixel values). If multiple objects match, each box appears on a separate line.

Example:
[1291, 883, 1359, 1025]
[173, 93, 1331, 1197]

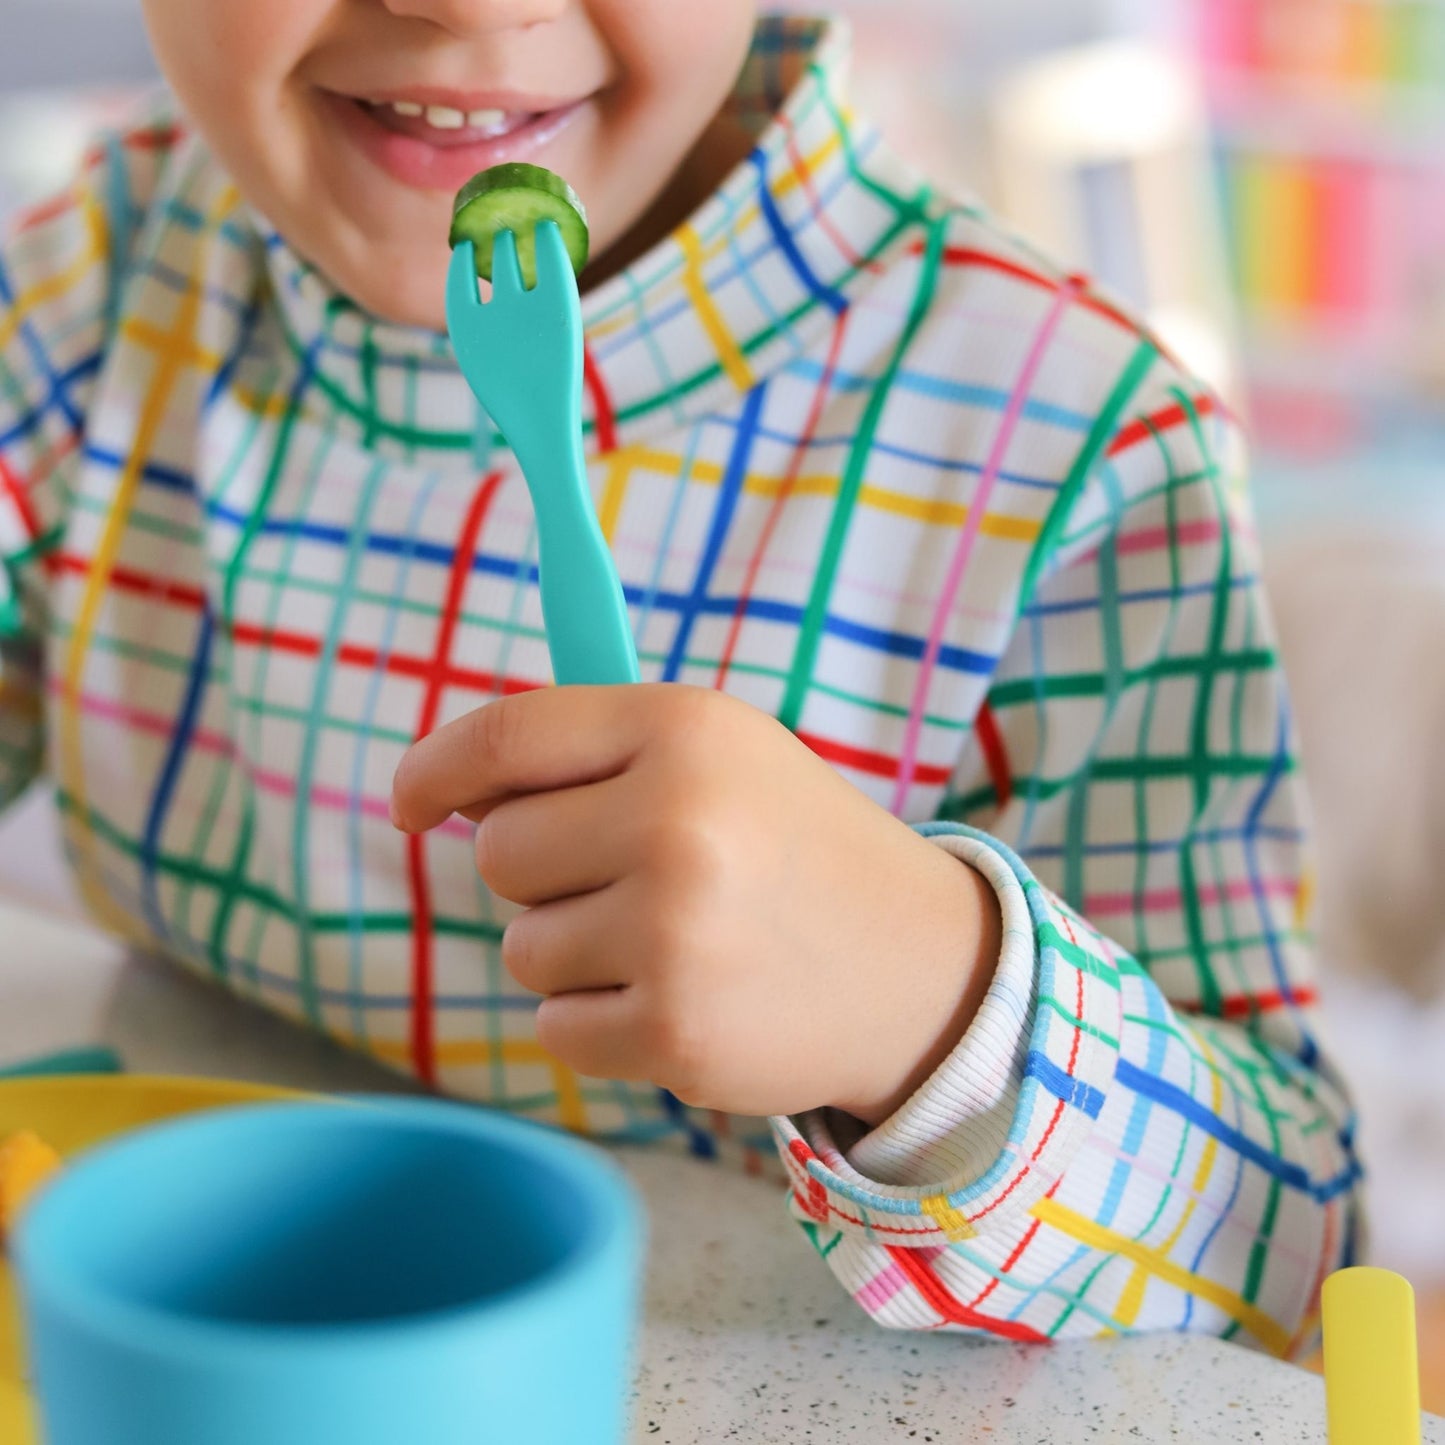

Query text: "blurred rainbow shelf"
[1203, 0, 1445, 92]
[1194, 0, 1445, 480]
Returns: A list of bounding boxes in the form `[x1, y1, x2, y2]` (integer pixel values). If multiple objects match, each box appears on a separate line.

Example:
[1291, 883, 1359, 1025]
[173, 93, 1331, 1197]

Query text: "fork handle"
[514, 412, 638, 686]
[505, 418, 638, 685]
[535, 505, 640, 686]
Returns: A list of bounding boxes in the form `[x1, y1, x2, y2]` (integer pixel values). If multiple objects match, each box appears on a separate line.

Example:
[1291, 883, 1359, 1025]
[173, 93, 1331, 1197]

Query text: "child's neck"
[582, 111, 756, 294]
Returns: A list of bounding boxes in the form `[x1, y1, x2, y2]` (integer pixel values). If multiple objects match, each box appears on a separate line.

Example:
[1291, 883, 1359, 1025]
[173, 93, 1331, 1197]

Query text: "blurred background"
[3, 0, 1444, 1392]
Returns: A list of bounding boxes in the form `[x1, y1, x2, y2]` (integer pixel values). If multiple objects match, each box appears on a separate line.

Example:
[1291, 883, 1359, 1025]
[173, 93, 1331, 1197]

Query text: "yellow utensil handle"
[1322, 1266, 1421, 1445]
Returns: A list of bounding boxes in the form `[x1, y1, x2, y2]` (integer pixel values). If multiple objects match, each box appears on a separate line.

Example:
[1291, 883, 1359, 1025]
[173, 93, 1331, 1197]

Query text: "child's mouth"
[360, 98, 539, 148]
[328, 89, 587, 193]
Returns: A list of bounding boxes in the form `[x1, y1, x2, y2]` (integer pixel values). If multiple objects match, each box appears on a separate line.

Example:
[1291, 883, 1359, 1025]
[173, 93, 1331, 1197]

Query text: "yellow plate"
[0, 1075, 306, 1445]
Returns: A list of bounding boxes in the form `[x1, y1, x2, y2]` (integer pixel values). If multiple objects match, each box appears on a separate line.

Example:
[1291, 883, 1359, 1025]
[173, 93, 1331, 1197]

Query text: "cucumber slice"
[448, 163, 589, 288]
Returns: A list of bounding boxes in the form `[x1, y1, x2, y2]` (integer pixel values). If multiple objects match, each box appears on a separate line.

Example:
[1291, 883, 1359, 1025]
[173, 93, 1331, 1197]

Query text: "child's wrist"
[832, 847, 1003, 1129]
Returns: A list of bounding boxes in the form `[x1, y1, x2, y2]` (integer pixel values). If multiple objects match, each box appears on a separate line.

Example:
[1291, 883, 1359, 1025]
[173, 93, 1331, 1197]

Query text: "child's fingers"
[499, 887, 631, 996]
[390, 684, 661, 833]
[533, 985, 655, 1084]
[475, 777, 629, 906]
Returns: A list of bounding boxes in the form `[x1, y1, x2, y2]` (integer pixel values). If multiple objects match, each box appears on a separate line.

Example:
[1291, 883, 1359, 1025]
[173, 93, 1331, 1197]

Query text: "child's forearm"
[772, 829, 1360, 1350]
[829, 842, 1003, 1127]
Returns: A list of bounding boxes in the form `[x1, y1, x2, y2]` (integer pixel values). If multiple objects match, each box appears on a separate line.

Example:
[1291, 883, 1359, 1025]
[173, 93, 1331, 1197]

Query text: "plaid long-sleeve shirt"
[0, 16, 1359, 1351]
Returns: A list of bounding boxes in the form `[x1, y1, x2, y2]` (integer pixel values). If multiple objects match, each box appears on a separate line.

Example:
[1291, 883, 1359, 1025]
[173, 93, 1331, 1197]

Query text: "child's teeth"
[378, 99, 517, 132]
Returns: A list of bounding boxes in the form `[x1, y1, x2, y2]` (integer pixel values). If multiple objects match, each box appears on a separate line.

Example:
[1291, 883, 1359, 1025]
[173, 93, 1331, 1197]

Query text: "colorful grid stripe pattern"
[0, 16, 1359, 1353]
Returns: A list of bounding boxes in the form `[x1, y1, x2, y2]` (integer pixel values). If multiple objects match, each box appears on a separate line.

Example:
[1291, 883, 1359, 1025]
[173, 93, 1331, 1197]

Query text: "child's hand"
[391, 686, 1001, 1124]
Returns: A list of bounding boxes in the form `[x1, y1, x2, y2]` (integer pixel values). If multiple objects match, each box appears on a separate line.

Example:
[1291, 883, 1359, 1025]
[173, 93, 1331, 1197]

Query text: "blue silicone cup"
[13, 1098, 644, 1445]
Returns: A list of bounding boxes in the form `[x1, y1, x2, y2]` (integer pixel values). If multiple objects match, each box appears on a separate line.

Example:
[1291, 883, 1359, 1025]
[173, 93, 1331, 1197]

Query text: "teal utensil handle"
[536, 477, 640, 686]
[445, 234, 638, 687]
[512, 409, 638, 687]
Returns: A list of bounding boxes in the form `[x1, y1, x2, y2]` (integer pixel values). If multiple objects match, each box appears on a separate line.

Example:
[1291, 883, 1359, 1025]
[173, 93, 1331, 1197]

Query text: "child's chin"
[313, 236, 451, 332]
[353, 267, 449, 332]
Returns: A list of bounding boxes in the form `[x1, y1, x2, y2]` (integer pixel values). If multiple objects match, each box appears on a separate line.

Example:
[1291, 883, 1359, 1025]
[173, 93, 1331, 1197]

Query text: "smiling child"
[0, 1, 1359, 1349]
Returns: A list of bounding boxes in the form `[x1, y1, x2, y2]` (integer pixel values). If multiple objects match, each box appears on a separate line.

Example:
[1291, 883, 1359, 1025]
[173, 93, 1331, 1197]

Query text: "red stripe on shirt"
[909, 241, 1135, 332]
[973, 700, 1012, 810]
[48, 551, 546, 698]
[583, 344, 618, 454]
[886, 1245, 1049, 1342]
[1107, 394, 1223, 457]
[797, 728, 952, 787]
[406, 470, 505, 1086]
[0, 455, 44, 543]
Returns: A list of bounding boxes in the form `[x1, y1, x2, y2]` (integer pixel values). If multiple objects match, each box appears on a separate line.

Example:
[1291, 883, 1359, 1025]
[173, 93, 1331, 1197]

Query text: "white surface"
[3, 898, 1441, 1443]
[0, 787, 81, 921]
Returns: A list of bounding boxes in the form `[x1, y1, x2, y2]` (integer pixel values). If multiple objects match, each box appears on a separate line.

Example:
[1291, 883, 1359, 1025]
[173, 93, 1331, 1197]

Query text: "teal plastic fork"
[446, 223, 639, 686]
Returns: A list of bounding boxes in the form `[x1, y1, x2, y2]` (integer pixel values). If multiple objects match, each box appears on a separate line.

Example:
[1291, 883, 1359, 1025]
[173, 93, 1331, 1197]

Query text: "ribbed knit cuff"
[770, 824, 1123, 1242]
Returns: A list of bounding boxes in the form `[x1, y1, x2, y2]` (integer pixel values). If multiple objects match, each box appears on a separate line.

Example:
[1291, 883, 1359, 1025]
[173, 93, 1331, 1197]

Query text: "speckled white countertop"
[4, 896, 1441, 1444]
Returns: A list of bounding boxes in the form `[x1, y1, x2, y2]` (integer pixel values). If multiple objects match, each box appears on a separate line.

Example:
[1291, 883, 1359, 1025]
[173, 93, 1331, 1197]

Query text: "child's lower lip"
[328, 92, 586, 192]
